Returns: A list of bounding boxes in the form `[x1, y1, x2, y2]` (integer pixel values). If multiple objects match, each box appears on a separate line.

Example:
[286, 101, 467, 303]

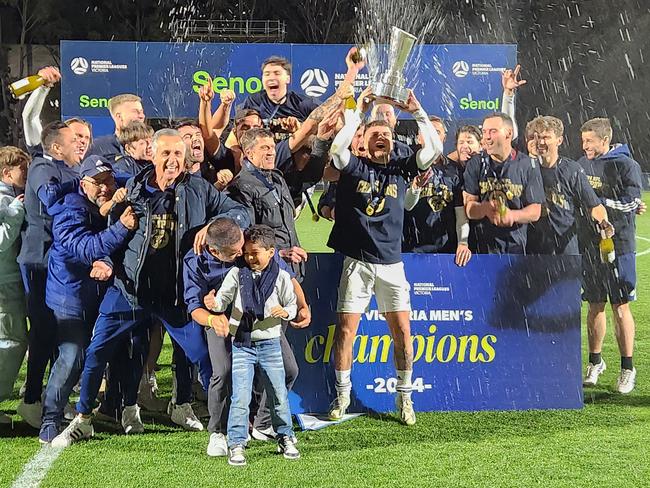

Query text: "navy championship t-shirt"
[463, 149, 544, 254]
[139, 182, 177, 305]
[527, 157, 601, 255]
[242, 90, 319, 122]
[403, 158, 463, 253]
[328, 154, 420, 264]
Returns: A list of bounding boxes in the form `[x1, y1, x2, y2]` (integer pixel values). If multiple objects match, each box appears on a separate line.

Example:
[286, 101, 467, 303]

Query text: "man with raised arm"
[326, 89, 443, 426]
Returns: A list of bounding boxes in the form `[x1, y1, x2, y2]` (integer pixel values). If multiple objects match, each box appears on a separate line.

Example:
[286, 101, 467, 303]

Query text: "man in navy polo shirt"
[326, 89, 443, 426]
[17, 121, 83, 428]
[463, 112, 544, 254]
[577, 117, 642, 394]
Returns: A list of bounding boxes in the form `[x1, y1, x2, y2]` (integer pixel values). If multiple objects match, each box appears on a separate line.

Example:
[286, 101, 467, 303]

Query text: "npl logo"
[300, 68, 329, 97]
[452, 60, 469, 78]
[70, 57, 89, 75]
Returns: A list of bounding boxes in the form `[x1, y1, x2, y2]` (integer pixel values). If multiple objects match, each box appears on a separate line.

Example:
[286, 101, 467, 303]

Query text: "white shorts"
[336, 257, 411, 314]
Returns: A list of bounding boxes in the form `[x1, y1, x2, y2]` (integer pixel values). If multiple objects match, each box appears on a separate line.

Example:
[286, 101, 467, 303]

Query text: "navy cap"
[79, 155, 113, 179]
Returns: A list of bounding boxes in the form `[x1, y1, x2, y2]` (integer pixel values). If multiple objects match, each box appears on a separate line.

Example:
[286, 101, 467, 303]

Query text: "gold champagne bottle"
[344, 96, 357, 110]
[9, 75, 45, 99]
[599, 229, 615, 263]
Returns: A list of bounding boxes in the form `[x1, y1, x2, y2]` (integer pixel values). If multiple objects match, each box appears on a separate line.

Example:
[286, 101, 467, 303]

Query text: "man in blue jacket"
[17, 120, 83, 428]
[89, 94, 145, 163]
[53, 128, 250, 447]
[39, 156, 137, 443]
[577, 118, 643, 394]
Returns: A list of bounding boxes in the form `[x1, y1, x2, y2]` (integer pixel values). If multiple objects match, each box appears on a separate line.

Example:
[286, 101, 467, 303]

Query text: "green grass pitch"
[1, 193, 649, 487]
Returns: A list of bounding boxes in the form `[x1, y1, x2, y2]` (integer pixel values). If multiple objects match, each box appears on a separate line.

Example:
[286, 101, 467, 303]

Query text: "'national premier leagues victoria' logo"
[70, 57, 89, 75]
[300, 68, 330, 97]
[452, 60, 469, 78]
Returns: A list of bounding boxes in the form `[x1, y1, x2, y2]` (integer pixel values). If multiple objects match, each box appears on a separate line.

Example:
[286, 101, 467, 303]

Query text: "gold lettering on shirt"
[586, 175, 602, 190]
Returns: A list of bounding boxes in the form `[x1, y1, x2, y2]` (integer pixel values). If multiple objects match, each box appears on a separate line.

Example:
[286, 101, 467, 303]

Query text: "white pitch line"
[636, 235, 650, 242]
[11, 445, 64, 488]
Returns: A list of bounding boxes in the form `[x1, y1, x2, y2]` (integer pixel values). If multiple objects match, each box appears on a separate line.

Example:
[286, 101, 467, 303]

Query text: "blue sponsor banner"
[287, 254, 583, 413]
[60, 41, 516, 135]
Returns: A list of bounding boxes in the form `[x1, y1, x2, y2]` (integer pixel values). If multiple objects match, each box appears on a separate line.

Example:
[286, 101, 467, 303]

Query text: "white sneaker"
[615, 368, 636, 394]
[0, 412, 12, 424]
[121, 405, 144, 434]
[169, 402, 204, 431]
[251, 426, 276, 441]
[277, 436, 300, 460]
[207, 432, 228, 457]
[17, 401, 42, 429]
[51, 415, 94, 448]
[228, 445, 246, 466]
[63, 403, 77, 421]
[396, 393, 416, 426]
[328, 393, 350, 420]
[584, 360, 607, 386]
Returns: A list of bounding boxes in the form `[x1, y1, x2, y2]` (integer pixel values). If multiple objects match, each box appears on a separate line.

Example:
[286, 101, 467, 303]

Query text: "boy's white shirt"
[211, 266, 297, 341]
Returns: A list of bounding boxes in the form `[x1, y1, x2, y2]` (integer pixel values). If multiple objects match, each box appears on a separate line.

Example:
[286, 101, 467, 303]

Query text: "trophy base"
[371, 81, 409, 107]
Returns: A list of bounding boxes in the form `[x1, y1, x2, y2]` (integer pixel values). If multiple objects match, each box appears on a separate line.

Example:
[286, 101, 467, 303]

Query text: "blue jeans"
[42, 313, 93, 428]
[227, 338, 294, 447]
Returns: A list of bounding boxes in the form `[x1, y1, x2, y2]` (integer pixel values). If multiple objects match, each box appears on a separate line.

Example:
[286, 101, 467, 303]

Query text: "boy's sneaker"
[207, 433, 228, 457]
[121, 405, 144, 434]
[228, 445, 246, 466]
[169, 402, 204, 431]
[39, 423, 59, 444]
[17, 401, 42, 429]
[0, 412, 12, 424]
[138, 373, 167, 412]
[277, 436, 300, 460]
[51, 415, 94, 448]
[583, 360, 606, 386]
[615, 368, 636, 394]
[328, 394, 350, 420]
[396, 393, 416, 426]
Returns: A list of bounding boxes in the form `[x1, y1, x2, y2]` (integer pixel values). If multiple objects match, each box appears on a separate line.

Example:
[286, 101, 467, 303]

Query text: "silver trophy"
[371, 26, 418, 107]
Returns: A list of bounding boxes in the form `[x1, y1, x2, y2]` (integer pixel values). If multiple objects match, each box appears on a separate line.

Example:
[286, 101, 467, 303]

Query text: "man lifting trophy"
[324, 26, 445, 426]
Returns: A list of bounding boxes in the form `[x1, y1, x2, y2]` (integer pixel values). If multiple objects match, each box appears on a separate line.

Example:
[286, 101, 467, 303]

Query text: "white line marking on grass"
[636, 235, 650, 257]
[11, 445, 64, 488]
[636, 235, 650, 242]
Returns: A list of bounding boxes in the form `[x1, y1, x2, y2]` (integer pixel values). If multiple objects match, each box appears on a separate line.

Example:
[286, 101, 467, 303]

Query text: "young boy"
[208, 224, 299, 466]
[0, 146, 29, 423]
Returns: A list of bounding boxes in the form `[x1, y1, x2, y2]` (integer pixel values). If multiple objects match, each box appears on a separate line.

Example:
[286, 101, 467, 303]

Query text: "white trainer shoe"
[228, 445, 246, 466]
[396, 393, 416, 426]
[328, 394, 350, 421]
[169, 402, 204, 431]
[251, 426, 276, 441]
[121, 405, 144, 434]
[51, 415, 94, 448]
[584, 360, 607, 386]
[207, 432, 228, 457]
[277, 436, 300, 460]
[615, 368, 636, 394]
[17, 401, 42, 429]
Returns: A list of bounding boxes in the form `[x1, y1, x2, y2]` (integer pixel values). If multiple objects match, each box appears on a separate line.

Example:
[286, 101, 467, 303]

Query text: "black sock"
[621, 356, 633, 371]
[589, 352, 602, 365]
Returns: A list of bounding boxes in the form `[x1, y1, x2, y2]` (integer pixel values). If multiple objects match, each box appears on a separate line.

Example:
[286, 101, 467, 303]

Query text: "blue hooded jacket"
[110, 166, 250, 307]
[46, 191, 131, 317]
[577, 144, 642, 255]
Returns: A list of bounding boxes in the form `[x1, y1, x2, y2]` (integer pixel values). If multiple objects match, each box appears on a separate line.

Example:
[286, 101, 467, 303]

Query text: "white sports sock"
[335, 369, 352, 395]
[396, 370, 413, 399]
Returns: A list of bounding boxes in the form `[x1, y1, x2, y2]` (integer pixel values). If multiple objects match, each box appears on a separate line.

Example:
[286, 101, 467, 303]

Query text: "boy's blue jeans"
[227, 337, 294, 447]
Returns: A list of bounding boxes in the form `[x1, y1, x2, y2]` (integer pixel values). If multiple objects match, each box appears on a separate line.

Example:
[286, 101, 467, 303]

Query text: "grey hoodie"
[0, 181, 25, 286]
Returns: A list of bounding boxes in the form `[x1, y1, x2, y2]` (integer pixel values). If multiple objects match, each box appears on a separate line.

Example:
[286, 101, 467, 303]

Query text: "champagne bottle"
[9, 75, 46, 99]
[599, 229, 615, 263]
